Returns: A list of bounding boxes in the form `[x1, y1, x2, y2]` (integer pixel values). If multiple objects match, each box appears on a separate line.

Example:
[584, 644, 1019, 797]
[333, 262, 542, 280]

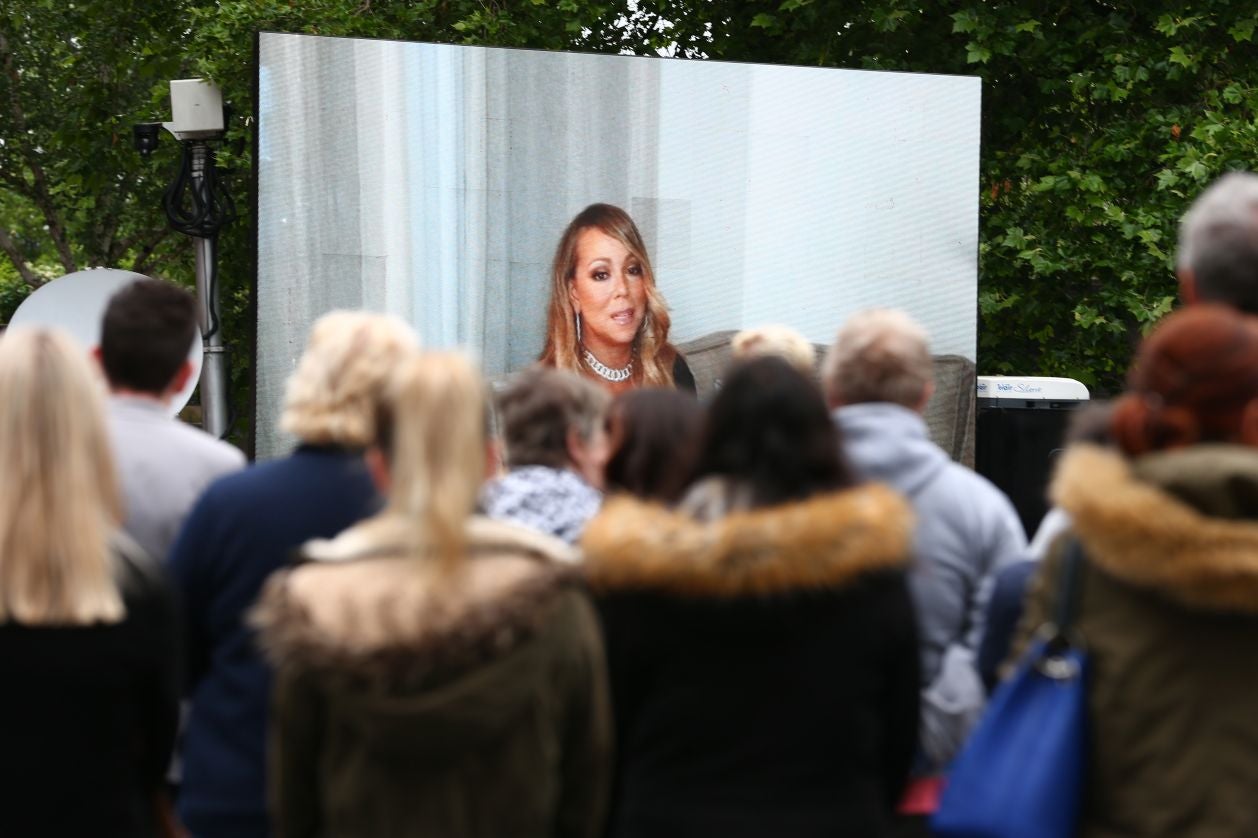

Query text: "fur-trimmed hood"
[581, 482, 914, 597]
[251, 515, 581, 681]
[1052, 444, 1258, 613]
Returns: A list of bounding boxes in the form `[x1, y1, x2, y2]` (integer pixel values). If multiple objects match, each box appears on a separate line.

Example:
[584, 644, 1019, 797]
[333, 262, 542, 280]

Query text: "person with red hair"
[1013, 304, 1258, 837]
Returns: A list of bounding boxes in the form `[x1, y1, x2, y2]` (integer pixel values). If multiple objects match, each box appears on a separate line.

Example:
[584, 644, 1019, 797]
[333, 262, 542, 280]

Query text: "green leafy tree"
[0, 2, 195, 292]
[6, 0, 1258, 402]
[622, 1, 1258, 392]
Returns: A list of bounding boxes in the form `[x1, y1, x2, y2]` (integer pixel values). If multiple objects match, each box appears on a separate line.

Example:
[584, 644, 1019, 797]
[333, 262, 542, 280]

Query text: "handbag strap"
[1032, 538, 1088, 680]
[1052, 538, 1086, 636]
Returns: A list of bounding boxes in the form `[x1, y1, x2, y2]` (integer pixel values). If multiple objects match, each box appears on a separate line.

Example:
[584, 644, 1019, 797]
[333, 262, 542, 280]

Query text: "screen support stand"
[192, 226, 228, 439]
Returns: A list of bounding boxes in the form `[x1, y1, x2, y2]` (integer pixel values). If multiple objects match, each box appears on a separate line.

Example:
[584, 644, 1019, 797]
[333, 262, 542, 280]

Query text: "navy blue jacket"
[168, 445, 380, 838]
[976, 559, 1039, 692]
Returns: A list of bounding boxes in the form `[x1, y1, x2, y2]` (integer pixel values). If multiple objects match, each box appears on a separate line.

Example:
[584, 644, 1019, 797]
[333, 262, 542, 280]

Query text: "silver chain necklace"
[582, 347, 633, 382]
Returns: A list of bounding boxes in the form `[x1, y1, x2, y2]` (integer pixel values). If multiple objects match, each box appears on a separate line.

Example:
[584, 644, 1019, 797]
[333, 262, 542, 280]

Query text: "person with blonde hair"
[168, 310, 419, 838]
[0, 327, 180, 838]
[729, 324, 817, 375]
[539, 203, 695, 393]
[254, 351, 612, 838]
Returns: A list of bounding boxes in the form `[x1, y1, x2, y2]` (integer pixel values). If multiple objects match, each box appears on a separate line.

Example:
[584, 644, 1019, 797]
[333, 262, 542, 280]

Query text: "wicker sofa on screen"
[676, 330, 976, 467]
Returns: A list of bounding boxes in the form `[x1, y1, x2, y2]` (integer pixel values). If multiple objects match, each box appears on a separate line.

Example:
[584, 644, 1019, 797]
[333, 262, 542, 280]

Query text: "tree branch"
[131, 227, 174, 275]
[0, 226, 44, 288]
[0, 30, 77, 275]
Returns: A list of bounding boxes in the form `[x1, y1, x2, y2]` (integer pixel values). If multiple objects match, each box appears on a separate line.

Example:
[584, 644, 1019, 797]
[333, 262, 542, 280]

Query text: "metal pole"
[189, 143, 228, 437]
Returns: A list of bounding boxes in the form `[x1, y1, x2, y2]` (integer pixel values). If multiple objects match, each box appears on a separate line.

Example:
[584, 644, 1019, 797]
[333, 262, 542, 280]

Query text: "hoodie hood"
[1052, 444, 1258, 613]
[582, 483, 914, 597]
[833, 402, 949, 498]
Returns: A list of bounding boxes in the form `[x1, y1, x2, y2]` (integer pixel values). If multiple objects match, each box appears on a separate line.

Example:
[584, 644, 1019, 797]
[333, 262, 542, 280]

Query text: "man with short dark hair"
[95, 278, 244, 561]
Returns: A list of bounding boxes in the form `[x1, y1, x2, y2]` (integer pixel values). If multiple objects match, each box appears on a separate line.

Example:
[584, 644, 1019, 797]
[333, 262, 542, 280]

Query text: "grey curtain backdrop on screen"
[256, 33, 979, 458]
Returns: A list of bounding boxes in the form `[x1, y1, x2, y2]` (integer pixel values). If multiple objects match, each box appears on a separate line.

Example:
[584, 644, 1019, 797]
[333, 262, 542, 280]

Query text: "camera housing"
[133, 123, 161, 156]
[163, 79, 225, 140]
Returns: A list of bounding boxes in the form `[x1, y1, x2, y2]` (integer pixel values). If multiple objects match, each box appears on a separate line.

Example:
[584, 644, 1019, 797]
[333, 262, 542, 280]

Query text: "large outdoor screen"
[256, 32, 981, 457]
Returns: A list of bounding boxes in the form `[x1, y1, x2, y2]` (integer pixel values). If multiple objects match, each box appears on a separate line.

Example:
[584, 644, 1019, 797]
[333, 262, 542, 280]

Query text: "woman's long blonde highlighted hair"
[0, 328, 125, 625]
[369, 352, 487, 574]
[538, 203, 677, 387]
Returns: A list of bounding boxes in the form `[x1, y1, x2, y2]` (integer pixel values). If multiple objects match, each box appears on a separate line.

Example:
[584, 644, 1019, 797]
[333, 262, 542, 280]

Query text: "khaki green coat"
[253, 516, 612, 838]
[1019, 444, 1258, 838]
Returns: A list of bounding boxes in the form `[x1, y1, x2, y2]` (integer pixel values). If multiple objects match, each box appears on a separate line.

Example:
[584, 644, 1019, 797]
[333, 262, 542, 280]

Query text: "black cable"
[162, 142, 236, 239]
[203, 234, 220, 340]
[161, 139, 235, 432]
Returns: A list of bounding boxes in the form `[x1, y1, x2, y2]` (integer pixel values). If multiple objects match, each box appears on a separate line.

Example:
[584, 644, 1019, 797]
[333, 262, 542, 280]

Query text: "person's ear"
[567, 280, 581, 314]
[166, 360, 194, 398]
[824, 383, 843, 411]
[914, 379, 936, 414]
[1179, 268, 1200, 305]
[567, 425, 608, 490]
[484, 438, 504, 481]
[365, 446, 392, 495]
[565, 426, 587, 471]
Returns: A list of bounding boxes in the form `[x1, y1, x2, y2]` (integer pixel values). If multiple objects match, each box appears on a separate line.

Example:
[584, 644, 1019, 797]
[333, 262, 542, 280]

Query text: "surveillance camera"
[133, 123, 161, 156]
[163, 80, 226, 140]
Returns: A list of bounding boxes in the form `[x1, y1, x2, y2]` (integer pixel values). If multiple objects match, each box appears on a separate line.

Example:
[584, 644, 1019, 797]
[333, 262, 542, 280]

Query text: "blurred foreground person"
[0, 328, 179, 838]
[602, 387, 703, 504]
[169, 311, 418, 838]
[1016, 305, 1258, 837]
[1177, 170, 1258, 313]
[255, 352, 612, 838]
[729, 323, 817, 374]
[583, 356, 919, 838]
[481, 366, 610, 544]
[977, 401, 1116, 691]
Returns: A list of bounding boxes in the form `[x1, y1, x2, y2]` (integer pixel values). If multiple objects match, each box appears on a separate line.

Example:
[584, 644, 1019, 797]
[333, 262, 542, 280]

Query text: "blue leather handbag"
[931, 541, 1088, 838]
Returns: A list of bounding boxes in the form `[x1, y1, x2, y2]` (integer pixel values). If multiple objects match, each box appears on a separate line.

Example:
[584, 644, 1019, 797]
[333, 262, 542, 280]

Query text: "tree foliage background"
[4, 1, 1258, 438]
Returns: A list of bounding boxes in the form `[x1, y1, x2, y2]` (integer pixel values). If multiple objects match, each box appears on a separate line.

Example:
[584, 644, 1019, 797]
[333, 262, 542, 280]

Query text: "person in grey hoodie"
[822, 309, 1026, 782]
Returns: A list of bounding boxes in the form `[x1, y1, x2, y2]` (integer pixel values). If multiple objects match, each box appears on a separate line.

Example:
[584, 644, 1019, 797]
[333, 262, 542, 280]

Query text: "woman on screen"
[539, 203, 696, 394]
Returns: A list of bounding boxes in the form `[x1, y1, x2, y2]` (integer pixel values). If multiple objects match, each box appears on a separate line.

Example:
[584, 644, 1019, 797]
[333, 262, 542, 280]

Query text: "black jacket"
[582, 481, 921, 838]
[0, 538, 180, 838]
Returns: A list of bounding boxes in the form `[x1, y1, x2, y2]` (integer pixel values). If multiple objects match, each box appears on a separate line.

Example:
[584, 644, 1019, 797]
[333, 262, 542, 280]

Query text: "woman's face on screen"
[567, 226, 648, 358]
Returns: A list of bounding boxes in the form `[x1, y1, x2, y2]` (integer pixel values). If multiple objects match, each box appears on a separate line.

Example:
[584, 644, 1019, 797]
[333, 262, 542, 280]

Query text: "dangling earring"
[576, 312, 583, 345]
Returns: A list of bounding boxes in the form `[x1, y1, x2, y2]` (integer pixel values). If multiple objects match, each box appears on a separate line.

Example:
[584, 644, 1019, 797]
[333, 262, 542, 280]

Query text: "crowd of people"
[3, 171, 1258, 838]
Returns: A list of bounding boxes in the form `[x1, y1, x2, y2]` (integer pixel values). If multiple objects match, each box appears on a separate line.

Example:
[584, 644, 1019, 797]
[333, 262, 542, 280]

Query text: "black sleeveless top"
[672, 354, 696, 394]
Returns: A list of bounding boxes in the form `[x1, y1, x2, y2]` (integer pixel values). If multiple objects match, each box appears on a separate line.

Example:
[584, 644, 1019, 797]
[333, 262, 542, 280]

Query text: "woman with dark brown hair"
[1015, 304, 1258, 837]
[538, 204, 695, 394]
[583, 356, 919, 838]
[602, 387, 704, 504]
